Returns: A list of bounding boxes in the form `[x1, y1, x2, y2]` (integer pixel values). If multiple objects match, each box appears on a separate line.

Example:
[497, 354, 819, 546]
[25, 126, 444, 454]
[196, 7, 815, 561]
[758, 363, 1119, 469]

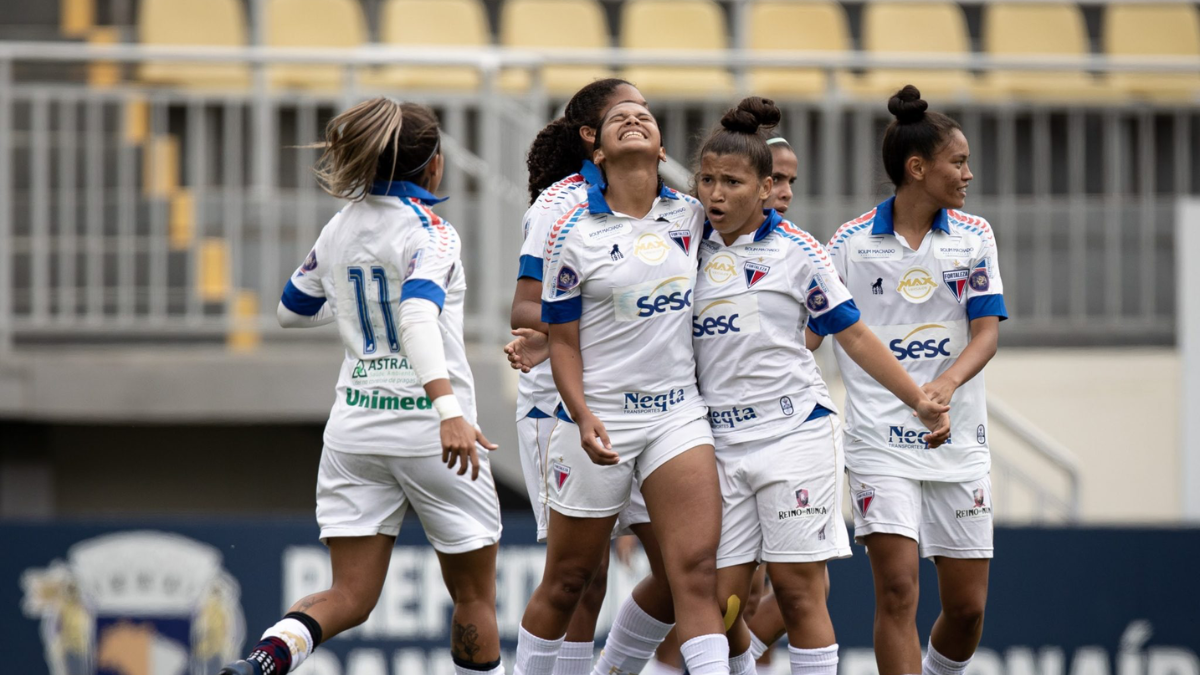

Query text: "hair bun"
[888, 85, 928, 125]
[720, 96, 781, 135]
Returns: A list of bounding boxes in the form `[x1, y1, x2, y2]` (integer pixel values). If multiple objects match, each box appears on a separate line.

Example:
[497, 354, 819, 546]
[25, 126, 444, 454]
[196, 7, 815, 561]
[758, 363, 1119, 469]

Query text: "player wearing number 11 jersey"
[220, 99, 503, 675]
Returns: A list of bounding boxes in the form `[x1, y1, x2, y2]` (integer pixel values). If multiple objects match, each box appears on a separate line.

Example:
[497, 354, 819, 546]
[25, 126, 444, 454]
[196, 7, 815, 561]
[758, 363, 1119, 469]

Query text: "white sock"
[515, 626, 565, 675]
[730, 649, 757, 675]
[455, 661, 505, 675]
[261, 617, 314, 671]
[788, 644, 839, 675]
[748, 632, 770, 661]
[643, 659, 684, 675]
[923, 640, 972, 675]
[591, 598, 674, 675]
[554, 641, 595, 675]
[680, 634, 730, 675]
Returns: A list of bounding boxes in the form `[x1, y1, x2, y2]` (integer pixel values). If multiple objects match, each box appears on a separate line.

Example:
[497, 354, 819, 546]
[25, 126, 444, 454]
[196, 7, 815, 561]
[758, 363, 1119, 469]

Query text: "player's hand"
[503, 328, 550, 372]
[614, 534, 639, 568]
[913, 398, 951, 448]
[920, 378, 957, 407]
[577, 412, 617, 466]
[441, 418, 497, 480]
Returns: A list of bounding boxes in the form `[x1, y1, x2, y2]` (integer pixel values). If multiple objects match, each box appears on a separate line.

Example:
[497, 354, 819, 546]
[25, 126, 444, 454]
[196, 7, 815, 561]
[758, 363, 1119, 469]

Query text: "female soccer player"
[508, 78, 678, 675]
[820, 85, 1006, 675]
[514, 100, 730, 675]
[692, 96, 949, 675]
[219, 98, 502, 675]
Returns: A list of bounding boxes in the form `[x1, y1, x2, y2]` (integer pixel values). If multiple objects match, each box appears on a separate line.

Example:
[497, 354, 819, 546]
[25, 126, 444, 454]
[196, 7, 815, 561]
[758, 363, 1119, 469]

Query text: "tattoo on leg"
[292, 596, 327, 613]
[452, 622, 482, 662]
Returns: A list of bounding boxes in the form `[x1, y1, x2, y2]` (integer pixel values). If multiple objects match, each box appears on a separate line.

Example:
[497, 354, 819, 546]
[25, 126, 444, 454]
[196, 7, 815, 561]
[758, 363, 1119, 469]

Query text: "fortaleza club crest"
[744, 262, 770, 288]
[778, 487, 827, 520]
[21, 531, 246, 675]
[551, 462, 571, 493]
[855, 488, 875, 516]
[668, 229, 692, 254]
[942, 268, 969, 302]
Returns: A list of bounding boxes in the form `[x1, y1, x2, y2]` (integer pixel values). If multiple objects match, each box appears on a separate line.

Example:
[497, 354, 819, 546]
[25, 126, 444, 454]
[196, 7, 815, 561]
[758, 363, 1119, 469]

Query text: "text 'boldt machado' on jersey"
[513, 162, 601, 421]
[282, 181, 476, 457]
[828, 196, 1007, 482]
[694, 209, 860, 445]
[540, 182, 707, 429]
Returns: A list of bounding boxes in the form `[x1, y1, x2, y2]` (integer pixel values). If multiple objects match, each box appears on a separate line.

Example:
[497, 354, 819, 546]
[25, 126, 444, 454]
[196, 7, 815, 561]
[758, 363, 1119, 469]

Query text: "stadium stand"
[499, 0, 614, 95]
[848, 1, 975, 100]
[747, 0, 855, 98]
[619, 0, 735, 97]
[265, 0, 368, 90]
[1104, 2, 1200, 101]
[977, 2, 1107, 101]
[136, 0, 250, 90]
[370, 0, 491, 91]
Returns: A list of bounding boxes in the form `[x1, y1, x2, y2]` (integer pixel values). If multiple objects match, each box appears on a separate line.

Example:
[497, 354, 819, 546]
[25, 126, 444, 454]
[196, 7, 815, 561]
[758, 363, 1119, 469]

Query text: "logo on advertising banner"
[21, 531, 245, 675]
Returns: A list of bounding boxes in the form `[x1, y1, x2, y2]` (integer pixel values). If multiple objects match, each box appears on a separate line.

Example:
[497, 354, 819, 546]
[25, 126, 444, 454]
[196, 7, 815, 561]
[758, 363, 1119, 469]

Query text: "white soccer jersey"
[541, 181, 707, 428]
[282, 181, 476, 457]
[693, 209, 859, 444]
[514, 161, 603, 421]
[828, 196, 1008, 482]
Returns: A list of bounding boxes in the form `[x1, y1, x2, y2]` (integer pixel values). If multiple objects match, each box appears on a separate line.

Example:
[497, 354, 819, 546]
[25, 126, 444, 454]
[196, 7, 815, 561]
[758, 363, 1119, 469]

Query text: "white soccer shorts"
[716, 414, 851, 568]
[315, 445, 502, 554]
[517, 415, 557, 542]
[847, 470, 994, 559]
[545, 412, 714, 518]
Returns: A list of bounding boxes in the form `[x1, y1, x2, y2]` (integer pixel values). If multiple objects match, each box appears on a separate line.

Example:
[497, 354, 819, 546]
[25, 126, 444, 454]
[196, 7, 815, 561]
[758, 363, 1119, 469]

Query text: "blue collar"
[580, 160, 605, 190]
[871, 196, 949, 236]
[369, 180, 448, 205]
[586, 179, 677, 216]
[703, 208, 782, 244]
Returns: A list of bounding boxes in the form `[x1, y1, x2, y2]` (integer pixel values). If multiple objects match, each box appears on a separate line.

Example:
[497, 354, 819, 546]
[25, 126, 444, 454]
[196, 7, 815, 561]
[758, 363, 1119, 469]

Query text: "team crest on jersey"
[555, 266, 580, 296]
[551, 462, 571, 493]
[744, 262, 770, 288]
[406, 250, 424, 277]
[969, 260, 990, 292]
[854, 488, 875, 516]
[298, 248, 318, 275]
[806, 278, 829, 313]
[668, 229, 692, 254]
[942, 268, 969, 302]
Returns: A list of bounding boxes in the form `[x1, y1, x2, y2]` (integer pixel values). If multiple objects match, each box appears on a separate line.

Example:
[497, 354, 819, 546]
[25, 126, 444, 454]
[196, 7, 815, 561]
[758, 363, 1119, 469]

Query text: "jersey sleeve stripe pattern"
[543, 202, 589, 265]
[827, 208, 879, 252]
[281, 278, 326, 315]
[777, 220, 835, 269]
[534, 174, 586, 211]
[947, 210, 995, 242]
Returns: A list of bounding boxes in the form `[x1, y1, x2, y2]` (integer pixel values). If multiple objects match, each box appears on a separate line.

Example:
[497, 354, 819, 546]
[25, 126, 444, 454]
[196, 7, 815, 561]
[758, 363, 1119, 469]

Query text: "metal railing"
[987, 396, 1082, 522]
[0, 42, 1196, 354]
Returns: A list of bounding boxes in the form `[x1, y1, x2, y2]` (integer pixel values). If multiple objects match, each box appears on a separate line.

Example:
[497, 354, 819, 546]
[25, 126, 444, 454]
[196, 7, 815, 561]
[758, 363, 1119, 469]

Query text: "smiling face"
[768, 144, 798, 215]
[580, 84, 647, 155]
[698, 152, 772, 241]
[592, 101, 665, 166]
[911, 128, 972, 210]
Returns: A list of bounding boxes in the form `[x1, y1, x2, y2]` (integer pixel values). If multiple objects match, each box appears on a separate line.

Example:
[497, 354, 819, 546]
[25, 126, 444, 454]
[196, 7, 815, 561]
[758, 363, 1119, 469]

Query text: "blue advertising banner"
[1, 518, 1196, 675]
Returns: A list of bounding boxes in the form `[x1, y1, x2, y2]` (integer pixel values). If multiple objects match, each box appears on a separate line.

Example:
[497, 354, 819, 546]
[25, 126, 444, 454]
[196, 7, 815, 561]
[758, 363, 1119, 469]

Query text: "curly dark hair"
[525, 78, 638, 204]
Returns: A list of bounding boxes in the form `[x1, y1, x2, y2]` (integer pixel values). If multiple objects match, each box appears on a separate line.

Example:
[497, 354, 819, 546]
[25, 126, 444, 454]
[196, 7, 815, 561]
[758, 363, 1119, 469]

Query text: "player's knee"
[773, 581, 824, 624]
[543, 563, 596, 613]
[875, 573, 918, 616]
[668, 546, 718, 596]
[578, 559, 609, 616]
[942, 595, 986, 630]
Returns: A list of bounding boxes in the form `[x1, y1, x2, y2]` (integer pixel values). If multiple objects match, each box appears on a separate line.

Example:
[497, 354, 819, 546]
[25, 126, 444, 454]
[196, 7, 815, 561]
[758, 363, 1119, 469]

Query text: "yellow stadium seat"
[849, 2, 974, 101]
[619, 0, 734, 97]
[137, 0, 249, 90]
[977, 2, 1107, 101]
[1104, 3, 1200, 102]
[499, 0, 614, 95]
[266, 0, 367, 91]
[369, 0, 490, 91]
[747, 1, 854, 98]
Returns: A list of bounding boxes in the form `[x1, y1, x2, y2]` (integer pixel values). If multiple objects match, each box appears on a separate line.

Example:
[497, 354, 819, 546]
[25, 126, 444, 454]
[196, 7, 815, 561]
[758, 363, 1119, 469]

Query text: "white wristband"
[433, 394, 463, 421]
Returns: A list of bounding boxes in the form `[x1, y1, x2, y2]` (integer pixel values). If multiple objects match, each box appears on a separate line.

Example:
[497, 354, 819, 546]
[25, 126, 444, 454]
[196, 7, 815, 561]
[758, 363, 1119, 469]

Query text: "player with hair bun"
[218, 98, 502, 675]
[819, 84, 1007, 675]
[692, 96, 949, 675]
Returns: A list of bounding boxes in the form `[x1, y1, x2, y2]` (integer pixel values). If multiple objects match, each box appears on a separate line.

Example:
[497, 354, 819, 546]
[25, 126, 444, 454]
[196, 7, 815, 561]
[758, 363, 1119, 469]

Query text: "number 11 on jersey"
[347, 265, 401, 355]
